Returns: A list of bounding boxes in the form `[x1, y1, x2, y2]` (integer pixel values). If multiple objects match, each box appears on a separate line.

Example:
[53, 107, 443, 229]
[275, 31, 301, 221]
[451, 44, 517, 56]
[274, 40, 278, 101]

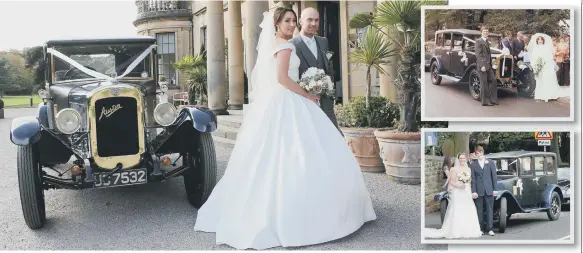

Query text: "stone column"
[227, 0, 244, 110]
[377, 0, 398, 102]
[244, 0, 269, 104]
[206, 1, 228, 115]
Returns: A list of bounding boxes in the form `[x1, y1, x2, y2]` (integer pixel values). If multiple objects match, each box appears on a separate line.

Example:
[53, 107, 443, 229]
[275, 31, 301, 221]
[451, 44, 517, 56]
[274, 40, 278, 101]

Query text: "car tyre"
[546, 191, 562, 221]
[17, 145, 46, 230]
[430, 61, 442, 85]
[517, 69, 536, 98]
[468, 69, 481, 101]
[498, 197, 507, 233]
[183, 132, 217, 209]
[439, 199, 448, 224]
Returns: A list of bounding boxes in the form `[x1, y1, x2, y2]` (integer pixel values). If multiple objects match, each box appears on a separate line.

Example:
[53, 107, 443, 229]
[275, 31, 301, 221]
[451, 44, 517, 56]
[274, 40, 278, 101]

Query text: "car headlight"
[159, 83, 168, 93]
[154, 102, 177, 126]
[55, 108, 81, 134]
[38, 89, 48, 99]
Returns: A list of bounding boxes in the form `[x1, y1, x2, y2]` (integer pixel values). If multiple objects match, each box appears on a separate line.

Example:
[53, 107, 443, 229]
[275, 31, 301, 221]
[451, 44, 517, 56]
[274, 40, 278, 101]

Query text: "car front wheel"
[183, 132, 217, 209]
[17, 145, 46, 229]
[498, 197, 507, 233]
[430, 62, 442, 85]
[547, 192, 562, 221]
[468, 69, 481, 101]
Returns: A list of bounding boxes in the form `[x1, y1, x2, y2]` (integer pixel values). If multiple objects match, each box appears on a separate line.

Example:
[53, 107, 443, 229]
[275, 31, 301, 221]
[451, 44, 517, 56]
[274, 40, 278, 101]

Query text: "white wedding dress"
[424, 165, 482, 239]
[193, 12, 376, 250]
[529, 33, 568, 102]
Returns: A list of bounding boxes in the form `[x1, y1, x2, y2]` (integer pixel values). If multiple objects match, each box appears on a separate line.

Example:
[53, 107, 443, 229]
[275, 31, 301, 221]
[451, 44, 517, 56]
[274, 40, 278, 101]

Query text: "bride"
[424, 153, 482, 239]
[193, 7, 376, 250]
[529, 33, 566, 102]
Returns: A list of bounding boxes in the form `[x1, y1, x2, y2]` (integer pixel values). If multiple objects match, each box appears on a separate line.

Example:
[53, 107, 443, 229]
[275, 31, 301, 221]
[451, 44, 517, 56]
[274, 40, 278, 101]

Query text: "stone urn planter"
[341, 128, 384, 173]
[374, 129, 422, 184]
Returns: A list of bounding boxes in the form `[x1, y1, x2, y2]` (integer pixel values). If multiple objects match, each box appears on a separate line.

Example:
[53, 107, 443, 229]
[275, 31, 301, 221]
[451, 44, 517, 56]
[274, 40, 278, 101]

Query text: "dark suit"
[512, 39, 524, 59]
[475, 37, 498, 105]
[501, 37, 514, 54]
[290, 35, 340, 131]
[470, 159, 499, 232]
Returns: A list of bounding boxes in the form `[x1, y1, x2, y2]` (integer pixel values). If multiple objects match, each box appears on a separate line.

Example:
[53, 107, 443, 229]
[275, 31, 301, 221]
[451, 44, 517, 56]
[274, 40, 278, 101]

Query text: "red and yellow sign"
[534, 131, 553, 140]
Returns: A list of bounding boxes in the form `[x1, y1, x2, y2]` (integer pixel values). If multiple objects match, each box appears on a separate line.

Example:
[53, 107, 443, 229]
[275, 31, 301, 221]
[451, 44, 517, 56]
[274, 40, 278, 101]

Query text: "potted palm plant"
[350, 0, 447, 184]
[339, 26, 398, 173]
[173, 50, 208, 106]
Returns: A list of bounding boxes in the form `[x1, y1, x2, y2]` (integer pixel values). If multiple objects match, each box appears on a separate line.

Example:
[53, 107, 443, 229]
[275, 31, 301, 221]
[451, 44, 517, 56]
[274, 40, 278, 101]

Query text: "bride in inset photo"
[529, 33, 567, 102]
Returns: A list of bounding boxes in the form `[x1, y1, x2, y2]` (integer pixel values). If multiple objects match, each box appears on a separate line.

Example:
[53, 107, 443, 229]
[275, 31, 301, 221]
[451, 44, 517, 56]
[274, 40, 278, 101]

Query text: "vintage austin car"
[429, 29, 536, 100]
[434, 151, 563, 233]
[10, 36, 218, 229]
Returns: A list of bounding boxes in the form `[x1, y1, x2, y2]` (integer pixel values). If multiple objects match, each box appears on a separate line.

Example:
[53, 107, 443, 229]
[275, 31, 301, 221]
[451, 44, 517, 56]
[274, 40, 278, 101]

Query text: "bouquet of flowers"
[457, 171, 471, 184]
[532, 57, 545, 76]
[298, 67, 335, 97]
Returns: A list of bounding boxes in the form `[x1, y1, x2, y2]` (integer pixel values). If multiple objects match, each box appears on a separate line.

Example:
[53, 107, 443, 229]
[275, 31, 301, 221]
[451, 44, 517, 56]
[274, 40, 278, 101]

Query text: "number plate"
[93, 168, 147, 188]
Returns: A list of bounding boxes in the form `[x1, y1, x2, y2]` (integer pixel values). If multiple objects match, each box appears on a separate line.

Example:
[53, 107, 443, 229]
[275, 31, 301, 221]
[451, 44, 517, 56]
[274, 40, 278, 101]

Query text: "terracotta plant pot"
[341, 128, 384, 173]
[374, 129, 421, 184]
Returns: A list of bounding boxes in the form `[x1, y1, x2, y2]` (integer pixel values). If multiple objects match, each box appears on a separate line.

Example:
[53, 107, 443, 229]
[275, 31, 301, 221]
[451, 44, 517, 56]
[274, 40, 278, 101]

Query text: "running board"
[438, 75, 461, 82]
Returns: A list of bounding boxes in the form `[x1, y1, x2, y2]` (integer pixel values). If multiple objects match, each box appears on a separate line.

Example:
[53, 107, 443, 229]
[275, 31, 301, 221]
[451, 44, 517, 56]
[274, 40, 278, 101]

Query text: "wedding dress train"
[529, 33, 568, 102]
[424, 183, 482, 239]
[193, 34, 376, 249]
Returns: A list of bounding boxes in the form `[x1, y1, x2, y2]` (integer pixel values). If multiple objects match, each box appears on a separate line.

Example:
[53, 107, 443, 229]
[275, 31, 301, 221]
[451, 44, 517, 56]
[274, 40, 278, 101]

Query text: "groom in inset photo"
[475, 26, 499, 106]
[290, 7, 340, 132]
[470, 145, 498, 236]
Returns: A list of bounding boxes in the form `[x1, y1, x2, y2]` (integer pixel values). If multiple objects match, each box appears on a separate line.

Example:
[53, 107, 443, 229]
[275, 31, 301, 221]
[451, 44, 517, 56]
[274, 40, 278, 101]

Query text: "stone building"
[134, 0, 398, 114]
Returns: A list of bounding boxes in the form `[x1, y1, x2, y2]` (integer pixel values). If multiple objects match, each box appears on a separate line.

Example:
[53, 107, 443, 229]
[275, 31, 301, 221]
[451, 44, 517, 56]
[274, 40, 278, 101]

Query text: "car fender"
[544, 184, 563, 208]
[434, 191, 449, 202]
[10, 116, 42, 146]
[494, 190, 525, 213]
[430, 56, 445, 74]
[459, 63, 478, 82]
[38, 103, 49, 128]
[173, 106, 217, 133]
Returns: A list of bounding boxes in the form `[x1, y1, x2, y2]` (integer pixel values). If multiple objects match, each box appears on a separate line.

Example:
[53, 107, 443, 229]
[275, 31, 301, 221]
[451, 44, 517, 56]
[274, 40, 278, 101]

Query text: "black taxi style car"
[10, 36, 218, 229]
[429, 29, 536, 100]
[434, 151, 563, 233]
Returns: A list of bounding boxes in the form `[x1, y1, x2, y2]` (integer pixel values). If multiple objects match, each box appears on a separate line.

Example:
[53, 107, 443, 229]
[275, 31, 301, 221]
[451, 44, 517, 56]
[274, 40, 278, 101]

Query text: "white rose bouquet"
[298, 67, 335, 97]
[457, 171, 471, 184]
[533, 57, 545, 76]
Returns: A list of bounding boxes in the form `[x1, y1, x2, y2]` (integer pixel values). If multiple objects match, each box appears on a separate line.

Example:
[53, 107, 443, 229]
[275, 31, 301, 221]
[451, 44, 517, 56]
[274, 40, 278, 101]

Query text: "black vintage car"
[429, 29, 536, 100]
[434, 151, 563, 233]
[10, 36, 218, 229]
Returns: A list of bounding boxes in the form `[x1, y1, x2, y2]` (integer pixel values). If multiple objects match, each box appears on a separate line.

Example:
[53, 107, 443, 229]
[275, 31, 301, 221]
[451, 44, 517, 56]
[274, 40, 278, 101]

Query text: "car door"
[449, 33, 465, 77]
[441, 32, 453, 73]
[533, 155, 548, 207]
[518, 156, 536, 208]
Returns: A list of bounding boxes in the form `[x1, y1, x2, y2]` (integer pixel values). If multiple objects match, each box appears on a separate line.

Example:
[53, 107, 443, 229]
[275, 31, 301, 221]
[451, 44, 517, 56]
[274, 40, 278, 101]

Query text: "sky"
[0, 0, 138, 51]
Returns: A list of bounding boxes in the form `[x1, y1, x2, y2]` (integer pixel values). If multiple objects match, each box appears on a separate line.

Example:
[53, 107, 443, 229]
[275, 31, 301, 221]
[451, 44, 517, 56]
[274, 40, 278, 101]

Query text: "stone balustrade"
[134, 0, 192, 25]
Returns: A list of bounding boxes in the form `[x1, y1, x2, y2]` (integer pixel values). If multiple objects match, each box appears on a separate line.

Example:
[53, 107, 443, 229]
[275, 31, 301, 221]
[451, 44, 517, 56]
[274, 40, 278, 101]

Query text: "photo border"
[419, 128, 575, 245]
[420, 5, 575, 122]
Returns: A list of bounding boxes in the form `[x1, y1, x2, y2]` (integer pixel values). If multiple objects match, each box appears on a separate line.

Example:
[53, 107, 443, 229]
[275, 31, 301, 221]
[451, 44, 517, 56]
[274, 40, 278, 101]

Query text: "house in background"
[133, 0, 398, 114]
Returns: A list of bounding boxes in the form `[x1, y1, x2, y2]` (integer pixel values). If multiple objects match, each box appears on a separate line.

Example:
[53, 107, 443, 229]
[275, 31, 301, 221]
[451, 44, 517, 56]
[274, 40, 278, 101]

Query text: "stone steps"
[212, 110, 243, 148]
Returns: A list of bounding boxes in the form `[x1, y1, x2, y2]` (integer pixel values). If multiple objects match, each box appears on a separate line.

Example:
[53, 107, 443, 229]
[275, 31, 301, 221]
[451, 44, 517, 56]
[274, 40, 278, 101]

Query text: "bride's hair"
[273, 7, 297, 32]
[455, 152, 468, 167]
[537, 36, 545, 45]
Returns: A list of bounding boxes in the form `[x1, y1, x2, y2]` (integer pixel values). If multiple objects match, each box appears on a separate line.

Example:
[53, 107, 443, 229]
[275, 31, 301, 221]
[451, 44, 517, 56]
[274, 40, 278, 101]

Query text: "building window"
[156, 32, 177, 86]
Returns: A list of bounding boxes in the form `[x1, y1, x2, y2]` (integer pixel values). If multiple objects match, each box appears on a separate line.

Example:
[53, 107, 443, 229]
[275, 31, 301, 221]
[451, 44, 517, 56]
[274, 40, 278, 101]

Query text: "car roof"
[436, 29, 502, 37]
[486, 150, 556, 159]
[45, 36, 156, 47]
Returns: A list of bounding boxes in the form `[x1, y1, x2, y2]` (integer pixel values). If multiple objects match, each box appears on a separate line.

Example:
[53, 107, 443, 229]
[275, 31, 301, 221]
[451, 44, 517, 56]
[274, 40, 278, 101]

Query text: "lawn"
[1, 95, 41, 108]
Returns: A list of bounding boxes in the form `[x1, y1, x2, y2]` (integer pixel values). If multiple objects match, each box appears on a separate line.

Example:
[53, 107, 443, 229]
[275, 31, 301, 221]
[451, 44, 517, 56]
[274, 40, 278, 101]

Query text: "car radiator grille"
[94, 97, 140, 157]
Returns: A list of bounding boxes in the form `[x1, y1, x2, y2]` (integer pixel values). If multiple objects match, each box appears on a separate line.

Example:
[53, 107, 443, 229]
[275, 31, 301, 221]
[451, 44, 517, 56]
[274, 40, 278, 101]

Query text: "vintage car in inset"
[429, 29, 536, 100]
[434, 151, 563, 233]
[10, 36, 218, 229]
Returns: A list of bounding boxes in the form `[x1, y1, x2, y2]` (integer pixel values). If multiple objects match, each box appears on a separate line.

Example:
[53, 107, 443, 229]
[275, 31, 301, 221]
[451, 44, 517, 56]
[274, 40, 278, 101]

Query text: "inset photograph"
[421, 130, 573, 244]
[421, 7, 573, 121]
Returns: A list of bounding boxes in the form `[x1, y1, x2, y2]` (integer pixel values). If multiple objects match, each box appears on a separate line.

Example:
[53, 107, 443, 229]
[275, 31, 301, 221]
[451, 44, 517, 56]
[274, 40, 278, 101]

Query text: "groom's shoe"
[490, 101, 499, 105]
[488, 230, 495, 236]
[482, 103, 493, 106]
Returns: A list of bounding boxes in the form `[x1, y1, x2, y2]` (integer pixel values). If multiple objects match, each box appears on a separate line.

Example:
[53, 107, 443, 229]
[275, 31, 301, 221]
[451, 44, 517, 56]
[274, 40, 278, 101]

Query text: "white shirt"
[301, 34, 318, 59]
[478, 159, 485, 169]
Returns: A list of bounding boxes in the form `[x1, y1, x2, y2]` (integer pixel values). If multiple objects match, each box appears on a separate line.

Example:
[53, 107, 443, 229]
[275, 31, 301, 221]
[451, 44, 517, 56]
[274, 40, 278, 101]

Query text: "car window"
[452, 34, 463, 50]
[464, 39, 475, 51]
[436, 33, 444, 47]
[495, 158, 518, 176]
[519, 157, 532, 176]
[545, 156, 556, 175]
[444, 33, 452, 48]
[534, 156, 545, 176]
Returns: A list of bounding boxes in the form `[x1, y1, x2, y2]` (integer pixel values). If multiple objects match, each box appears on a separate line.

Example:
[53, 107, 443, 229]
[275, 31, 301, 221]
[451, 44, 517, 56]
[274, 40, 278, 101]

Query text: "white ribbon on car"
[46, 44, 157, 83]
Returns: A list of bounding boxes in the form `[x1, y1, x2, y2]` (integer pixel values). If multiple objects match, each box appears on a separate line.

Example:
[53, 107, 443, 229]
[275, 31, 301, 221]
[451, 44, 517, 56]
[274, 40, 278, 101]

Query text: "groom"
[475, 26, 499, 106]
[290, 7, 340, 131]
[470, 145, 498, 236]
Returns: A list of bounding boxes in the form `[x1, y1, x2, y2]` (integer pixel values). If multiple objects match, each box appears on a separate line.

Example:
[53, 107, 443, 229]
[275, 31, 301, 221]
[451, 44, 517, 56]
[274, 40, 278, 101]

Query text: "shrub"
[335, 96, 399, 128]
